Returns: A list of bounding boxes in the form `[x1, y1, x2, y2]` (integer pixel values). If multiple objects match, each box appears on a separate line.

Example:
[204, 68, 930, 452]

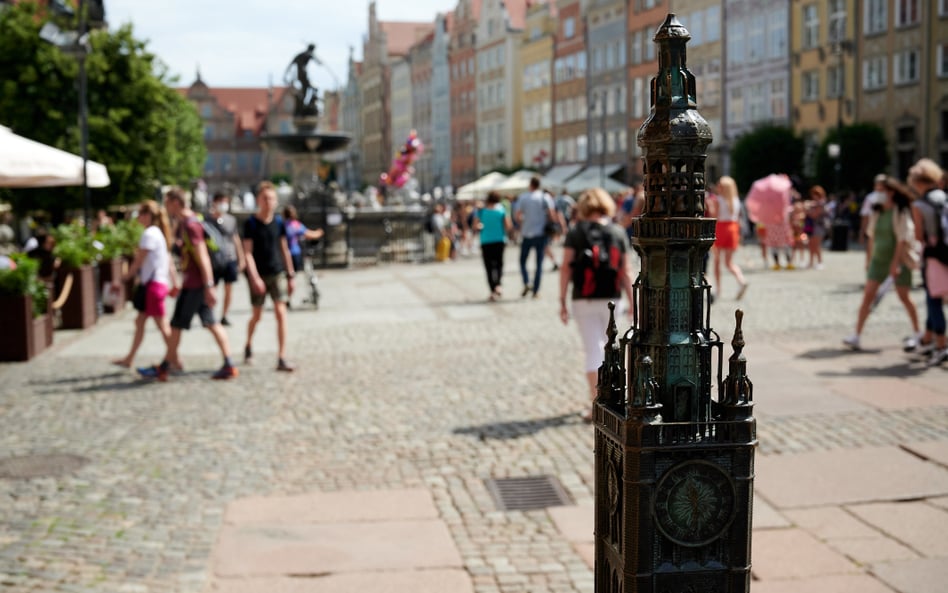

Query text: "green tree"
[814, 123, 889, 195]
[0, 2, 204, 218]
[729, 125, 805, 194]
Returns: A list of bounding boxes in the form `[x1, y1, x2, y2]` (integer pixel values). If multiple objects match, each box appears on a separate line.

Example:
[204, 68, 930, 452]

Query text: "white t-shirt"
[860, 190, 885, 217]
[138, 225, 170, 286]
[717, 196, 742, 222]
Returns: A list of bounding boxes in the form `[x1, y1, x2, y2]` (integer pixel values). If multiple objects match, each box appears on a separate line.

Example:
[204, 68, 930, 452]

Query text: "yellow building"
[519, 1, 557, 170]
[790, 0, 856, 170]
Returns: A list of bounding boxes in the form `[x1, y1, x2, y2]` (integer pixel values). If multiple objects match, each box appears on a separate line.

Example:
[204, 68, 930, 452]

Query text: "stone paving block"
[902, 441, 948, 469]
[928, 496, 948, 511]
[782, 507, 878, 539]
[752, 529, 858, 580]
[827, 536, 919, 565]
[750, 574, 897, 593]
[752, 375, 870, 418]
[756, 447, 948, 508]
[573, 543, 594, 570]
[871, 557, 948, 593]
[846, 502, 948, 556]
[207, 569, 474, 593]
[546, 505, 592, 544]
[752, 495, 791, 529]
[213, 520, 462, 577]
[224, 489, 438, 525]
[828, 379, 948, 410]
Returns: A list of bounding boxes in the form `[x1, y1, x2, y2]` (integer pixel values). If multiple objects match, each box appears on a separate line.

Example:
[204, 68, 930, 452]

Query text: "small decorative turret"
[597, 303, 626, 411]
[721, 309, 754, 420]
[629, 355, 662, 422]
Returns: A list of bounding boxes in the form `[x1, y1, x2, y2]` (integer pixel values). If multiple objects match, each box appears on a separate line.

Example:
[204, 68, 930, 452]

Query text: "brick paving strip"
[0, 247, 946, 593]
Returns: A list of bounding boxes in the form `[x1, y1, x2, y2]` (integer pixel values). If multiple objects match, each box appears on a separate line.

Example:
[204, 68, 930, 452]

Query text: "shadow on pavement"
[816, 362, 929, 379]
[796, 347, 882, 359]
[453, 413, 582, 440]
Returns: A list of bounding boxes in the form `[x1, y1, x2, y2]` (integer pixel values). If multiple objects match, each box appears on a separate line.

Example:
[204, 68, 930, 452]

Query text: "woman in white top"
[112, 200, 176, 368]
[709, 176, 748, 300]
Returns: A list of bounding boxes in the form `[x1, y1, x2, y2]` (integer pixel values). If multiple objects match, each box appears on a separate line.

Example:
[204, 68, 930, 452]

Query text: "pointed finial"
[731, 309, 745, 357]
[606, 302, 618, 345]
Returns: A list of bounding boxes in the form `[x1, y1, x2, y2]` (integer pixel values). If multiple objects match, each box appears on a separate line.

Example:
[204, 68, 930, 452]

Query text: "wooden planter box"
[0, 294, 53, 362]
[56, 264, 98, 330]
[98, 257, 126, 313]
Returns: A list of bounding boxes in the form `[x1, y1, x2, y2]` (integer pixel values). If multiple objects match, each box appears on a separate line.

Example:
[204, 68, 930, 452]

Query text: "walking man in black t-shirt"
[242, 181, 296, 371]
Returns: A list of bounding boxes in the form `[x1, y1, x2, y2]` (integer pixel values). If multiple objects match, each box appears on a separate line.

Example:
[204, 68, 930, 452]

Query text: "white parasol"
[0, 125, 110, 188]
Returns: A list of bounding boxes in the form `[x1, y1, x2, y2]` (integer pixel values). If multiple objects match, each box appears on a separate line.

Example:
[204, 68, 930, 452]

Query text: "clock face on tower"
[653, 460, 736, 547]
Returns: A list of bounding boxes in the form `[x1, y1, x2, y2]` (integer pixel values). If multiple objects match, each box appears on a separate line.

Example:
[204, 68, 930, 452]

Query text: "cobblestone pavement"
[0, 245, 945, 592]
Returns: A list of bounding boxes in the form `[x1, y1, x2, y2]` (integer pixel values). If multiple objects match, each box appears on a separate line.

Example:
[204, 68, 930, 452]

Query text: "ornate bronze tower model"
[593, 14, 755, 593]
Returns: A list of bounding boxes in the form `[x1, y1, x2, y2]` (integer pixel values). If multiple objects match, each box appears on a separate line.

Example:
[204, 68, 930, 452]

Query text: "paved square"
[756, 447, 948, 508]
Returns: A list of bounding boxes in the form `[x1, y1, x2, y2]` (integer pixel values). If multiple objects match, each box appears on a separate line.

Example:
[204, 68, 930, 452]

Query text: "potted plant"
[0, 254, 53, 361]
[95, 219, 142, 312]
[53, 222, 98, 329]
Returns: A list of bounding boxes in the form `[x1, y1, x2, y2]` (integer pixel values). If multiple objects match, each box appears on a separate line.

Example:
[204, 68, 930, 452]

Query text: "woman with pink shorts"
[112, 200, 176, 368]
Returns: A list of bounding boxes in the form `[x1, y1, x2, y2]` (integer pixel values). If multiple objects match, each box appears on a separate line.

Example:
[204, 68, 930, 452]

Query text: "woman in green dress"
[843, 177, 920, 350]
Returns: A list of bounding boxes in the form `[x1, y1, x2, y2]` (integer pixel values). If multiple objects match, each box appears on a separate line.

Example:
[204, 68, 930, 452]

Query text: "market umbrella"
[0, 125, 110, 188]
[454, 171, 508, 200]
[744, 173, 791, 225]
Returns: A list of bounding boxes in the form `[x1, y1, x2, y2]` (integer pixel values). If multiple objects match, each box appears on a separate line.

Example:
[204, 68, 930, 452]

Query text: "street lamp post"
[831, 19, 849, 197]
[40, 0, 92, 229]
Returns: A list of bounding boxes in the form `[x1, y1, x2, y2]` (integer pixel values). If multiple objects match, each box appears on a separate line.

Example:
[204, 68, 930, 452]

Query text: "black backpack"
[573, 222, 622, 299]
[923, 191, 948, 266]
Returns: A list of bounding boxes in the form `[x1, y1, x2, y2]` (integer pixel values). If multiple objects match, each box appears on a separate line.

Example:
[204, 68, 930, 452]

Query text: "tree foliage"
[729, 126, 805, 194]
[814, 123, 889, 195]
[0, 2, 204, 217]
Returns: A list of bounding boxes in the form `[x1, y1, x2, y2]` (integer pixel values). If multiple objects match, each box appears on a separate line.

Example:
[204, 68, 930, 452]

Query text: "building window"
[941, 0, 948, 16]
[802, 70, 819, 101]
[863, 56, 888, 89]
[729, 87, 744, 127]
[771, 78, 787, 120]
[767, 9, 787, 59]
[632, 77, 645, 118]
[894, 50, 920, 84]
[564, 17, 575, 39]
[828, 0, 846, 43]
[895, 0, 920, 27]
[802, 5, 819, 49]
[938, 44, 948, 78]
[688, 11, 704, 46]
[201, 104, 212, 117]
[617, 40, 626, 67]
[748, 14, 765, 63]
[748, 83, 766, 123]
[631, 30, 643, 64]
[645, 34, 656, 61]
[706, 6, 721, 42]
[727, 24, 744, 66]
[827, 64, 844, 98]
[864, 0, 887, 34]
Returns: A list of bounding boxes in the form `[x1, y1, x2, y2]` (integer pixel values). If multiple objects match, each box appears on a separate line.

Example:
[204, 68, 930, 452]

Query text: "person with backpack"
[908, 158, 948, 366]
[208, 192, 245, 326]
[243, 181, 296, 372]
[558, 188, 634, 422]
[138, 188, 238, 381]
[513, 176, 557, 297]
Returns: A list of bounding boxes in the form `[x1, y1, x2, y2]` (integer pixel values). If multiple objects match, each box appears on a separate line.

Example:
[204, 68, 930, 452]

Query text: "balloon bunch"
[379, 130, 424, 189]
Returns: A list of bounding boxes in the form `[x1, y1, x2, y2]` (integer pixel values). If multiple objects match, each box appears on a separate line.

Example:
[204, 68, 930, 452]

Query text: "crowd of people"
[3, 160, 946, 414]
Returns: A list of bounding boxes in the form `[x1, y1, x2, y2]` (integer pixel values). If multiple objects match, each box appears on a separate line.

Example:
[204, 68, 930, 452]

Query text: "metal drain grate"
[484, 475, 573, 511]
[0, 453, 89, 480]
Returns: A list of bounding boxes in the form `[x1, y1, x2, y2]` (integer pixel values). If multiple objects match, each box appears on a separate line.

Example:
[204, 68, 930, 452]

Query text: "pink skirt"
[763, 219, 794, 248]
[145, 281, 168, 317]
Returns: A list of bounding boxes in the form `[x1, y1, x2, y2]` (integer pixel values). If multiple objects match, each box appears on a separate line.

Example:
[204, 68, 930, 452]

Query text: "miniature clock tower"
[593, 14, 756, 593]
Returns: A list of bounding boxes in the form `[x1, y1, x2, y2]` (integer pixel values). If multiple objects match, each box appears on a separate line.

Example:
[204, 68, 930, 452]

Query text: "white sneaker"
[903, 333, 923, 352]
[843, 334, 861, 350]
[927, 349, 948, 367]
[916, 341, 936, 357]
